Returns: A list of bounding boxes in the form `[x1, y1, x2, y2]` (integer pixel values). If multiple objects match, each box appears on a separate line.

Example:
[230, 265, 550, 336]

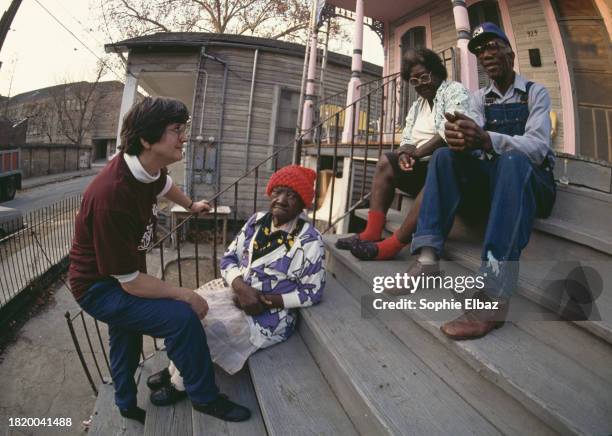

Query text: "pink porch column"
[341, 0, 365, 143]
[301, 21, 320, 140]
[452, 0, 479, 92]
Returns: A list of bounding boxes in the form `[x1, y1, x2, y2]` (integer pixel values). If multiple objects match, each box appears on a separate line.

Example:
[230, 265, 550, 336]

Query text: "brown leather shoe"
[441, 292, 509, 340]
[384, 260, 440, 296]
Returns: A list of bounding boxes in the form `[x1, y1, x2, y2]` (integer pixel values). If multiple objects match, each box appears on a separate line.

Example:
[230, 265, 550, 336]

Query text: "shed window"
[273, 89, 300, 168]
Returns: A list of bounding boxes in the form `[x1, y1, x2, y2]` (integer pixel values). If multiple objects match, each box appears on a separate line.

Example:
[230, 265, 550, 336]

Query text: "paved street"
[2, 173, 98, 215]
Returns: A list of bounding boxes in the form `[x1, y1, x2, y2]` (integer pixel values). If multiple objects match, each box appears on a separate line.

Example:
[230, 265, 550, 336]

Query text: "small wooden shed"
[106, 33, 382, 218]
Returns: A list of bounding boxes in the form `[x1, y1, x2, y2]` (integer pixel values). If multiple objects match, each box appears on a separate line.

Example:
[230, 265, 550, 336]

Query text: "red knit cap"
[266, 165, 317, 208]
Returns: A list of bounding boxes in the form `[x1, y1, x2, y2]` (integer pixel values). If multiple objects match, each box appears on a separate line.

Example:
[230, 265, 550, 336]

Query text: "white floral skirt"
[168, 278, 258, 389]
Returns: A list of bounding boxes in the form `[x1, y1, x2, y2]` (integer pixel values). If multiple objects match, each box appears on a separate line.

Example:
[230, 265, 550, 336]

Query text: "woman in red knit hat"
[147, 165, 326, 405]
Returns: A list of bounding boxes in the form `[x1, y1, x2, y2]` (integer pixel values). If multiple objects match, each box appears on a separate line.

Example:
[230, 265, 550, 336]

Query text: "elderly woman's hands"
[231, 277, 267, 316]
[397, 144, 418, 172]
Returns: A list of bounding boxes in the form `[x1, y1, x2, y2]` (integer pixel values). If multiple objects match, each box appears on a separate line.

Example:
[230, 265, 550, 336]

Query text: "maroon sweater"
[69, 153, 167, 299]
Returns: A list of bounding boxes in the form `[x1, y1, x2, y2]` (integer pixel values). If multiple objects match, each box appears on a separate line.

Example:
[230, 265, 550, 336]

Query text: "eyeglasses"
[271, 187, 300, 201]
[473, 40, 506, 56]
[165, 122, 191, 137]
[408, 72, 432, 87]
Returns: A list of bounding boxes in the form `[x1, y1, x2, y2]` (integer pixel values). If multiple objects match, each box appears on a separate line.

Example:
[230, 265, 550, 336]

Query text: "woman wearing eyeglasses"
[336, 48, 479, 262]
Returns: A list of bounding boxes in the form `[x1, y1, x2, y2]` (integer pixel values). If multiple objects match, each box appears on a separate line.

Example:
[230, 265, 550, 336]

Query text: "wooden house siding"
[127, 51, 200, 75]
[388, 0, 565, 150]
[173, 45, 382, 219]
[506, 0, 565, 150]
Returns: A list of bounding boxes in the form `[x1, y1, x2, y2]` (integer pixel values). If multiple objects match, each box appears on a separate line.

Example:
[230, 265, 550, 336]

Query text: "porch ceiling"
[326, 0, 431, 22]
[137, 71, 196, 112]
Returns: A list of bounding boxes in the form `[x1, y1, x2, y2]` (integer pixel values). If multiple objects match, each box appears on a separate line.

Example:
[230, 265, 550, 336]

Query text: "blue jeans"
[411, 148, 556, 299]
[78, 280, 219, 409]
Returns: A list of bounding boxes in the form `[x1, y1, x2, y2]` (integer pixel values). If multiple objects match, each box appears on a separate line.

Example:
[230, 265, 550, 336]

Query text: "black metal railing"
[0, 196, 81, 319]
[65, 46, 460, 393]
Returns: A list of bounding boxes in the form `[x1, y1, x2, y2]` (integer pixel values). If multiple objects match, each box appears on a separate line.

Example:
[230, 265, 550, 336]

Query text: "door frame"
[393, 14, 432, 77]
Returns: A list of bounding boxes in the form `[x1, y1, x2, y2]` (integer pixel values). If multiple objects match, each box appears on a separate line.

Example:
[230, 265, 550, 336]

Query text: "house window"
[399, 26, 427, 123]
[468, 0, 503, 88]
[272, 88, 300, 169]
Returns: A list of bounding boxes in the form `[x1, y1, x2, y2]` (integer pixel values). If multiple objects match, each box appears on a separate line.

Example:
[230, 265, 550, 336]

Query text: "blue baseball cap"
[468, 22, 511, 54]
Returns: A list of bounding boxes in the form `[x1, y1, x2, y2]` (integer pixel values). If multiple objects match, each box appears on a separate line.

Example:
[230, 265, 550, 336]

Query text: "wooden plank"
[536, 185, 612, 254]
[299, 275, 501, 435]
[323, 253, 557, 436]
[555, 153, 612, 193]
[89, 384, 143, 436]
[358, 206, 612, 343]
[443, 229, 612, 345]
[192, 366, 266, 436]
[325, 235, 612, 435]
[248, 333, 357, 436]
[143, 353, 193, 436]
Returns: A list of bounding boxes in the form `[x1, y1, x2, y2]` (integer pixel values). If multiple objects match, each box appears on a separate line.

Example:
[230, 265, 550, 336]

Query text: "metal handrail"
[65, 48, 460, 393]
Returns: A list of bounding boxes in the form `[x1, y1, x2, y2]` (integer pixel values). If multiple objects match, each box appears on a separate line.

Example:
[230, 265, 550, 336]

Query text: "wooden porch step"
[324, 234, 612, 435]
[298, 274, 504, 435]
[89, 352, 155, 436]
[248, 333, 357, 435]
[354, 206, 612, 345]
[142, 352, 266, 436]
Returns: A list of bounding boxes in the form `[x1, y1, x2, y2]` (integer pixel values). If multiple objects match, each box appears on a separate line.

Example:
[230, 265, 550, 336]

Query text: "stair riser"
[355, 210, 612, 346]
[297, 318, 393, 436]
[325, 249, 584, 436]
[443, 246, 612, 346]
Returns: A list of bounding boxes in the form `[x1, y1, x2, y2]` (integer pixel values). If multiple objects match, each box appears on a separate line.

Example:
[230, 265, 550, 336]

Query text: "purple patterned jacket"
[220, 212, 325, 347]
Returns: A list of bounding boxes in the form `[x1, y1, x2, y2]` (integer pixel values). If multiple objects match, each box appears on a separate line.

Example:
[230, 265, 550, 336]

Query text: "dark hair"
[401, 48, 448, 82]
[120, 96, 189, 155]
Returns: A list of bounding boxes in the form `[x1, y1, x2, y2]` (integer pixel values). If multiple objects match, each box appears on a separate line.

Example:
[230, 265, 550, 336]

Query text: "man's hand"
[444, 112, 492, 152]
[183, 290, 209, 320]
[397, 144, 418, 172]
[231, 277, 266, 316]
[189, 200, 211, 215]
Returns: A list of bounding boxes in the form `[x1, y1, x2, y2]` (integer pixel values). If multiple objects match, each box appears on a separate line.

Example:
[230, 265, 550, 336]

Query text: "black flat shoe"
[350, 240, 379, 260]
[147, 368, 171, 391]
[150, 385, 187, 406]
[335, 234, 360, 250]
[119, 405, 146, 424]
[192, 394, 251, 422]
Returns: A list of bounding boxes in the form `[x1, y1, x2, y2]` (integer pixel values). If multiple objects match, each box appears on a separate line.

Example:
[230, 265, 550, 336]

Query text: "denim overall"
[412, 82, 556, 299]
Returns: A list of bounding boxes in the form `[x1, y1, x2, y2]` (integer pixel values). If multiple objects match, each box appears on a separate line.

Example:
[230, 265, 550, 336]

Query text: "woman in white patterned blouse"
[336, 48, 478, 262]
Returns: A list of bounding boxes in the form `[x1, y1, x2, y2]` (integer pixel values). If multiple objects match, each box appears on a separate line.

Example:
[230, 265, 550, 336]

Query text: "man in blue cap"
[406, 23, 556, 339]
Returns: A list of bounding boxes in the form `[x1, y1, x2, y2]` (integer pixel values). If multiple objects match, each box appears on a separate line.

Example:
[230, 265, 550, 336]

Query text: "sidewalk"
[21, 162, 106, 191]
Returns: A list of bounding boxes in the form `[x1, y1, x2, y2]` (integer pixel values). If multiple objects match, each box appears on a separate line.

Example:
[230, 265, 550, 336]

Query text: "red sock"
[359, 210, 386, 241]
[375, 233, 407, 260]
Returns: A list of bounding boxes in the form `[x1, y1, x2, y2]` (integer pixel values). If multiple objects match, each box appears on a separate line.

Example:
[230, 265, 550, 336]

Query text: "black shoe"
[335, 234, 360, 250]
[119, 405, 146, 424]
[150, 385, 187, 406]
[147, 368, 171, 391]
[350, 240, 379, 260]
[192, 394, 251, 422]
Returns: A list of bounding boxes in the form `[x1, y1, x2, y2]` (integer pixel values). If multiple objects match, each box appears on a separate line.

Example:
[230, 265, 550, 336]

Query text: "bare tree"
[98, 0, 320, 42]
[50, 62, 106, 146]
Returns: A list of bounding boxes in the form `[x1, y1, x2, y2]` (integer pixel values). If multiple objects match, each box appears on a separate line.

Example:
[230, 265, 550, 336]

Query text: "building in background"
[2, 80, 125, 161]
[313, 0, 612, 161]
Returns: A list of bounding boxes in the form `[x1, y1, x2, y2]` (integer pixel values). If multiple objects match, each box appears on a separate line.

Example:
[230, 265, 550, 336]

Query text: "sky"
[0, 0, 384, 98]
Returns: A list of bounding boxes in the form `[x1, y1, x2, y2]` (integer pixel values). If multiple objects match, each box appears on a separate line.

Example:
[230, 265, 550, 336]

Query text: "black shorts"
[385, 151, 429, 197]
